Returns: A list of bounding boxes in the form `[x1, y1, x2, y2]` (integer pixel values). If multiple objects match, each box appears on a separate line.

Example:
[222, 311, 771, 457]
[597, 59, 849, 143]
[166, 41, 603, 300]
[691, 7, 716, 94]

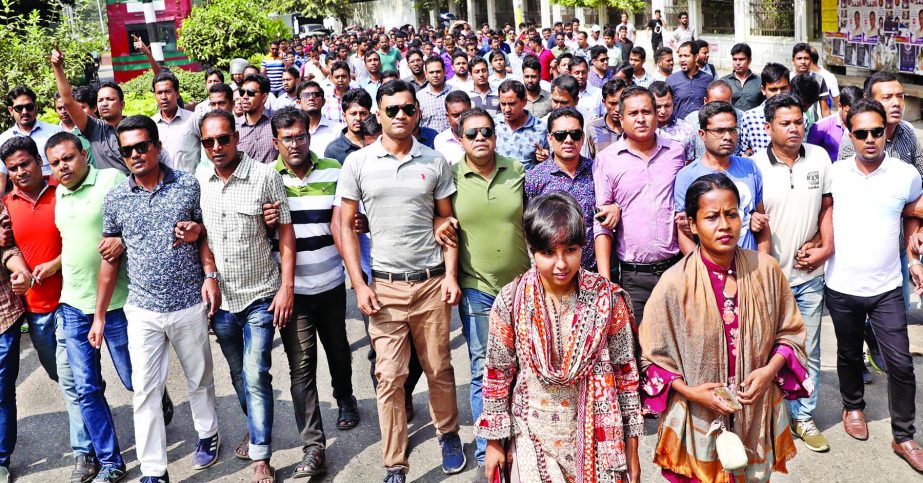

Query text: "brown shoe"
[842, 409, 868, 440]
[892, 439, 923, 473]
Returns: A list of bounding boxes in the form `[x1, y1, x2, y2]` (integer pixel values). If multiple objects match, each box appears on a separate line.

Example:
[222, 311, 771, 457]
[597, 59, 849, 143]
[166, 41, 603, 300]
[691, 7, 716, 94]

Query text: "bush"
[40, 91, 159, 125]
[121, 68, 208, 104]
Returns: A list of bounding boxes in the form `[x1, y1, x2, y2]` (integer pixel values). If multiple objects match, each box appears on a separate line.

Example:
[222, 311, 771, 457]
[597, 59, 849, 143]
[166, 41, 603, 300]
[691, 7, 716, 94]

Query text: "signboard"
[822, 0, 923, 73]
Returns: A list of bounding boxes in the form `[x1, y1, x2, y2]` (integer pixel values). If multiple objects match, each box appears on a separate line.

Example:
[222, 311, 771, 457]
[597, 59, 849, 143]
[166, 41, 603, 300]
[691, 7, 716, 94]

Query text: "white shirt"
[271, 92, 299, 111]
[577, 85, 604, 124]
[309, 117, 344, 158]
[825, 155, 923, 296]
[751, 143, 832, 286]
[448, 75, 474, 92]
[816, 67, 840, 98]
[151, 107, 200, 173]
[0, 120, 62, 175]
[617, 22, 637, 42]
[433, 129, 465, 165]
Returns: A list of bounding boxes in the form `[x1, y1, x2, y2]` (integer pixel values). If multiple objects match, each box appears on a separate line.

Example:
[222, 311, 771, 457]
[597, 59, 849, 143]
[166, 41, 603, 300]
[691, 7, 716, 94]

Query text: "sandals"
[337, 396, 360, 430]
[251, 464, 275, 483]
[292, 447, 326, 478]
[235, 432, 251, 460]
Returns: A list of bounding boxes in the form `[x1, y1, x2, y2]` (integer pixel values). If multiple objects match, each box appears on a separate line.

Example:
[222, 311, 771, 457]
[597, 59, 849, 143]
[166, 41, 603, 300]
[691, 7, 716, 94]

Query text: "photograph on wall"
[900, 41, 917, 71]
[911, 5, 923, 40]
[849, 8, 865, 38]
[872, 36, 900, 68]
[916, 43, 923, 73]
[845, 41, 858, 64]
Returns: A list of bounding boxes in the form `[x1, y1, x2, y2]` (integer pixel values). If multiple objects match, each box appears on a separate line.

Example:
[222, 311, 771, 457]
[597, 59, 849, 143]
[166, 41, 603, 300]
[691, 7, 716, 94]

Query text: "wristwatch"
[205, 272, 220, 281]
[909, 259, 922, 269]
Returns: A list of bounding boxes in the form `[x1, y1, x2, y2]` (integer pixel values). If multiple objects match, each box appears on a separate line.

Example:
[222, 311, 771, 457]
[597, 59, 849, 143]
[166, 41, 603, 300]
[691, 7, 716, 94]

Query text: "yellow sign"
[822, 0, 839, 32]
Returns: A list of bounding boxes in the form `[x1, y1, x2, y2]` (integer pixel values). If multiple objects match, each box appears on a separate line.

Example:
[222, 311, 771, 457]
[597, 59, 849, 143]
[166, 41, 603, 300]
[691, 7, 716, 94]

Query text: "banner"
[824, 0, 923, 72]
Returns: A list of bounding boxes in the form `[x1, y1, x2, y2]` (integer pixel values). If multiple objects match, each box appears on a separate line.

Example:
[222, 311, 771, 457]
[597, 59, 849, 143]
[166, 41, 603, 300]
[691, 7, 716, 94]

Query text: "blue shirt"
[360, 77, 381, 101]
[0, 120, 62, 175]
[494, 112, 546, 169]
[673, 155, 764, 251]
[666, 69, 713, 121]
[102, 165, 205, 312]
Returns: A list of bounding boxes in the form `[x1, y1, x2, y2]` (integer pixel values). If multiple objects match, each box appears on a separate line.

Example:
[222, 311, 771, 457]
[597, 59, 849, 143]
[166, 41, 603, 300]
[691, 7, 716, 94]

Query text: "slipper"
[337, 396, 360, 430]
[235, 432, 251, 460]
[251, 465, 275, 483]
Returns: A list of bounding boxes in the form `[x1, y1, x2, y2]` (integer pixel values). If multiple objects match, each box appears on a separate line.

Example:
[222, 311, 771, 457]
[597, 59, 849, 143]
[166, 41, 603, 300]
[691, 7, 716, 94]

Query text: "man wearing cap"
[229, 59, 248, 91]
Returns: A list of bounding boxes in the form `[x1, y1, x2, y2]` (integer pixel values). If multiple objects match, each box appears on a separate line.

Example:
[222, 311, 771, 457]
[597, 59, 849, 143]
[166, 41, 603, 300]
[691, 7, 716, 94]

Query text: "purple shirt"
[593, 136, 685, 263]
[525, 157, 596, 269]
[806, 115, 844, 163]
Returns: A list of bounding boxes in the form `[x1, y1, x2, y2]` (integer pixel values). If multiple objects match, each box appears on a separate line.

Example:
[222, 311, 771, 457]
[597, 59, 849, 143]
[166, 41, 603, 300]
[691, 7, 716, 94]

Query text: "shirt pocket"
[234, 204, 263, 240]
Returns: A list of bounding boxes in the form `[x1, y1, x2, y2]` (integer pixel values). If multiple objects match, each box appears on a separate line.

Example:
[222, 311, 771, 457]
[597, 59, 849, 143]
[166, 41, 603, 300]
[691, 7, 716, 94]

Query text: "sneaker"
[139, 473, 169, 483]
[868, 347, 887, 373]
[383, 469, 406, 483]
[0, 466, 9, 483]
[792, 419, 830, 452]
[93, 465, 126, 483]
[439, 432, 467, 474]
[862, 366, 873, 384]
[192, 433, 220, 470]
[70, 454, 100, 483]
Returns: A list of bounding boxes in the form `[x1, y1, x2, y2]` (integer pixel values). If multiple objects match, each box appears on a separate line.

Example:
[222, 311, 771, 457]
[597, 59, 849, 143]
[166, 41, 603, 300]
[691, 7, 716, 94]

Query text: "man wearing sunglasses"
[236, 74, 278, 164]
[295, 80, 343, 158]
[0, 86, 62, 192]
[335, 80, 465, 483]
[826, 99, 923, 473]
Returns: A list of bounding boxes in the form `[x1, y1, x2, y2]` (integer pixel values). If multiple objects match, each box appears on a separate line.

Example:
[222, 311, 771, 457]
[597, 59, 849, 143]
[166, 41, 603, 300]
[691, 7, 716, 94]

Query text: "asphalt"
[8, 290, 923, 482]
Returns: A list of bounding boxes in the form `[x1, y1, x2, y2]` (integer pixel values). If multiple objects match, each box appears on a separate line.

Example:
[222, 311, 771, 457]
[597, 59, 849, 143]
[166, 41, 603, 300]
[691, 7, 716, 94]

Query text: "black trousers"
[620, 270, 662, 324]
[825, 286, 917, 442]
[280, 284, 354, 450]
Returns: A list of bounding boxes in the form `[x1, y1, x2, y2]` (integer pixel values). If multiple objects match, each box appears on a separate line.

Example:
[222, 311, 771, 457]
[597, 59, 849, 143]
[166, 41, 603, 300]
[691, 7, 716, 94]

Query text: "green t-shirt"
[377, 47, 402, 73]
[451, 154, 530, 296]
[67, 125, 97, 168]
[56, 166, 129, 313]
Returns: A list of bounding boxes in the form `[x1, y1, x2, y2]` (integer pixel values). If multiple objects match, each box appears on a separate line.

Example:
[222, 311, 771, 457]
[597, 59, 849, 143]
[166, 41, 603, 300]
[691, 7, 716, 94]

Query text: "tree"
[177, 0, 289, 69]
[275, 0, 354, 27]
[550, 0, 648, 13]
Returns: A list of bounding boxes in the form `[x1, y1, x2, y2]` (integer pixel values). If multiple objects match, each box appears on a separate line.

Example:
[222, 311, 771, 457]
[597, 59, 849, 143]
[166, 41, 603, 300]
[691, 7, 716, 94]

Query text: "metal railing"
[750, 0, 796, 36]
[702, 0, 737, 35]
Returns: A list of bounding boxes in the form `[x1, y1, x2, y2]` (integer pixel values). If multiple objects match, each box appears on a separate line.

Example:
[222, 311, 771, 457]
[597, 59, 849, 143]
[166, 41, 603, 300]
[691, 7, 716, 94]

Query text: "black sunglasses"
[11, 103, 34, 113]
[201, 134, 234, 149]
[463, 127, 494, 140]
[300, 91, 323, 99]
[118, 140, 154, 158]
[384, 104, 417, 118]
[852, 127, 885, 140]
[238, 88, 260, 98]
[551, 129, 584, 142]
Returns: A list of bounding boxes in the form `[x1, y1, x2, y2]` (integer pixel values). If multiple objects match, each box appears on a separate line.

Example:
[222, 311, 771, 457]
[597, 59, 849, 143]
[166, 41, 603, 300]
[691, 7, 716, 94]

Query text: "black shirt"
[648, 19, 664, 41]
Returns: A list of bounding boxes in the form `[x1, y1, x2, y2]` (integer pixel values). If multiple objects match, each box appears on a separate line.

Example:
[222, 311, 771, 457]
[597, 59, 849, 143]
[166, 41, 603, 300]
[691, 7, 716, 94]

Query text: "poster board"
[823, 0, 923, 73]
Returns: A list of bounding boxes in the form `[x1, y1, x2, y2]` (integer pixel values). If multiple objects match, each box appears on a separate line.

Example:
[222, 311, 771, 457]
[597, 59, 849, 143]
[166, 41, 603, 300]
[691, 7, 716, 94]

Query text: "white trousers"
[124, 302, 219, 477]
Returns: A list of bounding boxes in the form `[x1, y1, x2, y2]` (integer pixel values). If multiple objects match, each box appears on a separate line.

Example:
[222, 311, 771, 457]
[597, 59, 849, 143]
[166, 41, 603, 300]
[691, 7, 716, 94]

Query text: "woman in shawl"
[639, 174, 811, 483]
[476, 192, 643, 483]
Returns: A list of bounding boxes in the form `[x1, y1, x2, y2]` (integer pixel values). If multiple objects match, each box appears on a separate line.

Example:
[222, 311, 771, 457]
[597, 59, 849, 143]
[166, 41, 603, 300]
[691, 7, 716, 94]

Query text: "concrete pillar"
[467, 0, 476, 25]
[429, 9, 438, 29]
[487, 0, 497, 27]
[552, 3, 562, 23]
[794, 0, 808, 41]
[513, 0, 524, 26]
[449, 0, 459, 16]
[598, 5, 608, 27]
[541, 0, 552, 27]
[687, 0, 702, 38]
[733, 0, 748, 43]
[575, 7, 586, 24]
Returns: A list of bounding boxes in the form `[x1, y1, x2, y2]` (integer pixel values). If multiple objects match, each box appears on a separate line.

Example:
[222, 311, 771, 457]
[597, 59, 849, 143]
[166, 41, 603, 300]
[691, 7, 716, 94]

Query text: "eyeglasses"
[704, 127, 740, 137]
[201, 134, 234, 150]
[279, 133, 308, 146]
[238, 88, 260, 98]
[300, 91, 323, 99]
[11, 103, 34, 113]
[852, 127, 886, 140]
[551, 129, 584, 142]
[118, 140, 154, 158]
[463, 127, 494, 140]
[596, 57, 609, 63]
[383, 103, 417, 118]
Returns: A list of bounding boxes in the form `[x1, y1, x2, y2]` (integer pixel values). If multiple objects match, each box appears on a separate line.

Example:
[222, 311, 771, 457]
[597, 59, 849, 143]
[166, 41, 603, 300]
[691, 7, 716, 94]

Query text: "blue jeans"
[212, 299, 276, 460]
[0, 318, 23, 467]
[787, 276, 824, 421]
[59, 304, 133, 468]
[458, 288, 495, 465]
[26, 310, 93, 457]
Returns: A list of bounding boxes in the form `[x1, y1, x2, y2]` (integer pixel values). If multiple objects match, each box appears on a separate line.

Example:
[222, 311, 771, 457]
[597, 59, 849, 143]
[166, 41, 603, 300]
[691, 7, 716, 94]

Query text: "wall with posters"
[823, 0, 923, 74]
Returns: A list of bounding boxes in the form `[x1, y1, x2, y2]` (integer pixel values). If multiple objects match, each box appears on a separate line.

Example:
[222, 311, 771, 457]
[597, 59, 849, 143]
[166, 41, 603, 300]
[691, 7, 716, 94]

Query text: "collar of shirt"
[152, 107, 192, 124]
[204, 153, 256, 182]
[61, 166, 99, 196]
[370, 137, 424, 164]
[8, 179, 54, 206]
[611, 134, 673, 159]
[337, 128, 363, 148]
[497, 112, 539, 131]
[128, 163, 177, 191]
[766, 144, 807, 165]
[360, 77, 381, 88]
[10, 119, 50, 136]
[311, 116, 337, 134]
[239, 112, 270, 127]
[274, 151, 317, 177]
[457, 153, 514, 178]
[547, 155, 592, 178]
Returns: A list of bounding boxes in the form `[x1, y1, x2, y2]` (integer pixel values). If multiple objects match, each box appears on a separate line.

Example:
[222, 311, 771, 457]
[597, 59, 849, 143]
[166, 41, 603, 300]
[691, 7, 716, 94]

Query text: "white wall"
[348, 0, 418, 30]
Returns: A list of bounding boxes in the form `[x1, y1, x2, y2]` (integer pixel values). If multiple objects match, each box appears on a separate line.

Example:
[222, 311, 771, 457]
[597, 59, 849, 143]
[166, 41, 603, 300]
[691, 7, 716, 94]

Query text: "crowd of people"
[0, 11, 922, 483]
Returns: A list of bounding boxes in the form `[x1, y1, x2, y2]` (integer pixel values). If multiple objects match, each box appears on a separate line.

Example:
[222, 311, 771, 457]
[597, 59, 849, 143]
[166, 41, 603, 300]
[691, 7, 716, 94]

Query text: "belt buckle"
[425, 268, 432, 279]
[403, 272, 410, 282]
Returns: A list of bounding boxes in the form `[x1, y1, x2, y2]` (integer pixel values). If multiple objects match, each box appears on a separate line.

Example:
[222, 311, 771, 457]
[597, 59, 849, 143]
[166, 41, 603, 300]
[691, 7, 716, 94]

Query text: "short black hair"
[864, 70, 900, 98]
[445, 90, 471, 108]
[497, 79, 526, 100]
[406, 48, 424, 61]
[424, 55, 445, 70]
[283, 66, 301, 79]
[376, 79, 418, 106]
[792, 42, 812, 59]
[98, 81, 124, 102]
[73, 85, 97, 108]
[706, 79, 732, 95]
[551, 75, 579, 101]
[455, 107, 496, 137]
[790, 73, 820, 109]
[648, 80, 674, 99]
[839, 85, 864, 109]
[342, 88, 372, 112]
[589, 45, 608, 60]
[547, 106, 584, 132]
[570, 56, 589, 70]
[730, 43, 751, 59]
[618, 85, 655, 115]
[760, 63, 790, 87]
[764, 92, 804, 124]
[451, 51, 468, 63]
[270, 106, 309, 138]
[152, 71, 180, 92]
[469, 56, 489, 71]
[208, 82, 234, 101]
[116, 115, 159, 146]
[198, 109, 236, 133]
[205, 67, 225, 82]
[0, 136, 39, 164]
[296, 79, 323, 98]
[524, 191, 586, 253]
[685, 173, 741, 221]
[381, 70, 400, 81]
[522, 54, 541, 73]
[6, 85, 36, 107]
[845, 98, 887, 131]
[489, 49, 506, 63]
[655, 46, 673, 60]
[698, 101, 737, 129]
[630, 46, 646, 61]
[241, 73, 270, 93]
[361, 114, 382, 137]
[45, 131, 84, 155]
[602, 78, 628, 99]
[678, 40, 699, 55]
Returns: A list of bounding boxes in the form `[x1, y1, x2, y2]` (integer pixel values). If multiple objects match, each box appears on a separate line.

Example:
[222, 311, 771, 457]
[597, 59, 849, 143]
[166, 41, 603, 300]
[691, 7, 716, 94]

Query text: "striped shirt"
[273, 154, 345, 295]
[261, 55, 285, 91]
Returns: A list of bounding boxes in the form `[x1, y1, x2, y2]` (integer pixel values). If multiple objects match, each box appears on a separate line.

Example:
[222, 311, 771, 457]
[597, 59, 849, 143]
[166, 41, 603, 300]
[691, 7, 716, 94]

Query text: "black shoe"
[70, 454, 99, 483]
[863, 366, 873, 384]
[383, 469, 406, 483]
[292, 447, 326, 478]
[162, 390, 174, 426]
[336, 396, 360, 430]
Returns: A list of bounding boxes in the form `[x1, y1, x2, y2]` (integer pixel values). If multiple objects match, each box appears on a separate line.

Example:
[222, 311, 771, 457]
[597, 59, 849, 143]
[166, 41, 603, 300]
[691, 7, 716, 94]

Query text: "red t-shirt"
[538, 48, 555, 81]
[3, 183, 62, 313]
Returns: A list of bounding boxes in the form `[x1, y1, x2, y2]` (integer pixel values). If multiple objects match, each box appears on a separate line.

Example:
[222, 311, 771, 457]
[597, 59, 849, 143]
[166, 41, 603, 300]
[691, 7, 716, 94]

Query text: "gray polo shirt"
[83, 117, 170, 174]
[335, 138, 456, 273]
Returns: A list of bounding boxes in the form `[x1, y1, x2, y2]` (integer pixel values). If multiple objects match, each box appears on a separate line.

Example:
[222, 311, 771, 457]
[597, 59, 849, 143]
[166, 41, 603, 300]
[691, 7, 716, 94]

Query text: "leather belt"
[371, 266, 445, 282]
[620, 255, 682, 275]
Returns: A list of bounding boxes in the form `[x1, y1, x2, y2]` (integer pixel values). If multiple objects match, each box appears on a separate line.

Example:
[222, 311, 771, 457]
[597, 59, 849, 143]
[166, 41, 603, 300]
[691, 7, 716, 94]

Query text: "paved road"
[9, 292, 923, 482]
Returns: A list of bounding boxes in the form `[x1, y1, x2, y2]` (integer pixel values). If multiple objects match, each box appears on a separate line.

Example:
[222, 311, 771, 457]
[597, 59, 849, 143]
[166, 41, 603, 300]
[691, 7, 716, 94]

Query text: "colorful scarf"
[512, 267, 630, 483]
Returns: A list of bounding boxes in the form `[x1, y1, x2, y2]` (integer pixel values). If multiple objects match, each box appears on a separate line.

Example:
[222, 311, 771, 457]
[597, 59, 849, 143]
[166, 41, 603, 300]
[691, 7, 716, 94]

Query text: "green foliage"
[0, 0, 107, 129]
[120, 68, 208, 104]
[178, 0, 293, 69]
[274, 0, 353, 24]
[39, 91, 159, 125]
[550, 0, 647, 13]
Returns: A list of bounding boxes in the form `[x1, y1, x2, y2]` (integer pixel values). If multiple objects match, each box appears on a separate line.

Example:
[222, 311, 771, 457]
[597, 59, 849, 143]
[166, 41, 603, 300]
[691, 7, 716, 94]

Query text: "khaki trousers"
[369, 274, 460, 469]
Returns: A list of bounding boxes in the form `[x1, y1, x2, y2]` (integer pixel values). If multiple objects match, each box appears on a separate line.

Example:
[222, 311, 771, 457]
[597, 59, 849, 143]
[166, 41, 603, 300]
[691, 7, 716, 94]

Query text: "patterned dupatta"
[512, 267, 629, 483]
